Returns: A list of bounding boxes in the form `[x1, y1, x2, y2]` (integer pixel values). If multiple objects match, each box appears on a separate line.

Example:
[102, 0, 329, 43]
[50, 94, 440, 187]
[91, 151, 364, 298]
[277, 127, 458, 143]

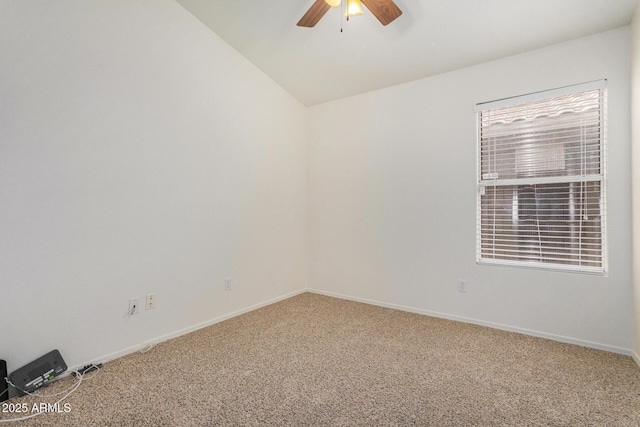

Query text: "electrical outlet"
[224, 278, 232, 292]
[146, 294, 156, 310]
[129, 298, 141, 315]
[458, 279, 467, 293]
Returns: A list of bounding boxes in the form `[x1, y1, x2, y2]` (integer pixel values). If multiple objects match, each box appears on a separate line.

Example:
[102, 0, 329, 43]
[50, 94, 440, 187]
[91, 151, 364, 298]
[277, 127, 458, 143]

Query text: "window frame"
[475, 81, 607, 275]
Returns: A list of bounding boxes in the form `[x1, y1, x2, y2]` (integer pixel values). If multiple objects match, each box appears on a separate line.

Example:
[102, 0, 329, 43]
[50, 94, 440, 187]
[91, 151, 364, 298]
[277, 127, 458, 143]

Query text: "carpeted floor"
[2, 292, 640, 426]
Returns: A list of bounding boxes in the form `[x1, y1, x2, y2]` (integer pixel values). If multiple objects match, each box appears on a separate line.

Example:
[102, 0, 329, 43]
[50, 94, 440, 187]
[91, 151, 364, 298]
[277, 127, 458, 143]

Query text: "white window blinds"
[476, 81, 606, 273]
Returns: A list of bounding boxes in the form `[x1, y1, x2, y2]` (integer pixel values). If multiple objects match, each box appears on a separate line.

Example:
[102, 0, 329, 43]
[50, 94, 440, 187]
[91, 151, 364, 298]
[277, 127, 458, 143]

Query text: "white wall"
[0, 1, 308, 372]
[631, 6, 640, 364]
[308, 27, 633, 353]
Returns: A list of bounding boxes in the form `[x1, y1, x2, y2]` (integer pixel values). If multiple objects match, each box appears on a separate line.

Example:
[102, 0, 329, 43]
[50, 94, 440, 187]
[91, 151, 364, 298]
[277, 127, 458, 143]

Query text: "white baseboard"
[68, 287, 635, 375]
[308, 288, 633, 357]
[632, 350, 640, 369]
[67, 288, 307, 374]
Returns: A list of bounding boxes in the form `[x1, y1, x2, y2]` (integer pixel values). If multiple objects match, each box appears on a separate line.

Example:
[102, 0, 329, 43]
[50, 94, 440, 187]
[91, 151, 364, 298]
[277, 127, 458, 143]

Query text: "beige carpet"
[2, 292, 640, 426]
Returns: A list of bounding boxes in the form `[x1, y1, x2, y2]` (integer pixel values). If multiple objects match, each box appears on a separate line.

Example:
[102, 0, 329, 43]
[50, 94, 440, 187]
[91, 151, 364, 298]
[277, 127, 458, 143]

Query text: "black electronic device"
[0, 359, 8, 402]
[9, 350, 67, 393]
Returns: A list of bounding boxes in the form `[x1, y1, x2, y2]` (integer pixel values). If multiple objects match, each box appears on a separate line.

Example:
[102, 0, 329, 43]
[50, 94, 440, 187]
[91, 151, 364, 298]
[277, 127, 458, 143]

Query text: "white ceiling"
[175, 0, 639, 106]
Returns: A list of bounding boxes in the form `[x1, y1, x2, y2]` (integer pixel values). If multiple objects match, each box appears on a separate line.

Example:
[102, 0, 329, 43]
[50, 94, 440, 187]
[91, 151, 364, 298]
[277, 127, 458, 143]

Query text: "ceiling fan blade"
[362, 0, 402, 26]
[297, 0, 332, 27]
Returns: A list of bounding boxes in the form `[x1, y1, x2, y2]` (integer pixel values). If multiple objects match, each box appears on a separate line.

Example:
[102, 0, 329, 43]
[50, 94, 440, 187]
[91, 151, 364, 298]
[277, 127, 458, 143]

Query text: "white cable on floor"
[0, 365, 100, 423]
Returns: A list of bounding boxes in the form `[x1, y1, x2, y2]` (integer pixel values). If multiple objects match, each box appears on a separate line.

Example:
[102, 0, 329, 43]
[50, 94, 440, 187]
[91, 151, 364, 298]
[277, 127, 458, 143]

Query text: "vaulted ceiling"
[176, 0, 639, 106]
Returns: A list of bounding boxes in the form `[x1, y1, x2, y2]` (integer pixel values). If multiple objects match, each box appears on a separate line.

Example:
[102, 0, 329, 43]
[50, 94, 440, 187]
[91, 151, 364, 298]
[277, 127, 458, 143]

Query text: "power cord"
[6, 377, 73, 399]
[139, 343, 157, 354]
[0, 364, 101, 423]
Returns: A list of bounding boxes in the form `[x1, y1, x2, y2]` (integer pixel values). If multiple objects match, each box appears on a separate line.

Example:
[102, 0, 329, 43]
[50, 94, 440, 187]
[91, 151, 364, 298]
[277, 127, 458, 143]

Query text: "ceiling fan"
[297, 0, 402, 28]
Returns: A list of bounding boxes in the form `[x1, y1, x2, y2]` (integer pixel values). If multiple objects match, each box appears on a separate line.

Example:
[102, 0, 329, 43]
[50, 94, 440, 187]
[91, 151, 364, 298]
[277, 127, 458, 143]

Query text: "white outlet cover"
[129, 298, 141, 315]
[145, 294, 156, 310]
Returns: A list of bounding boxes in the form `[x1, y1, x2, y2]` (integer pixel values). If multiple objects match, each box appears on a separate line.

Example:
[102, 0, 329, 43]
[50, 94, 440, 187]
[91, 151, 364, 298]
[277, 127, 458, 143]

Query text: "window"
[476, 81, 606, 273]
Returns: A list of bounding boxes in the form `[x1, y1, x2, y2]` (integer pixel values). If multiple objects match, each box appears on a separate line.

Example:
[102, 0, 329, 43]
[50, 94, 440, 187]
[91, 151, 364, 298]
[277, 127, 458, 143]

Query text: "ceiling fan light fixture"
[297, 0, 401, 28]
[345, 0, 363, 17]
